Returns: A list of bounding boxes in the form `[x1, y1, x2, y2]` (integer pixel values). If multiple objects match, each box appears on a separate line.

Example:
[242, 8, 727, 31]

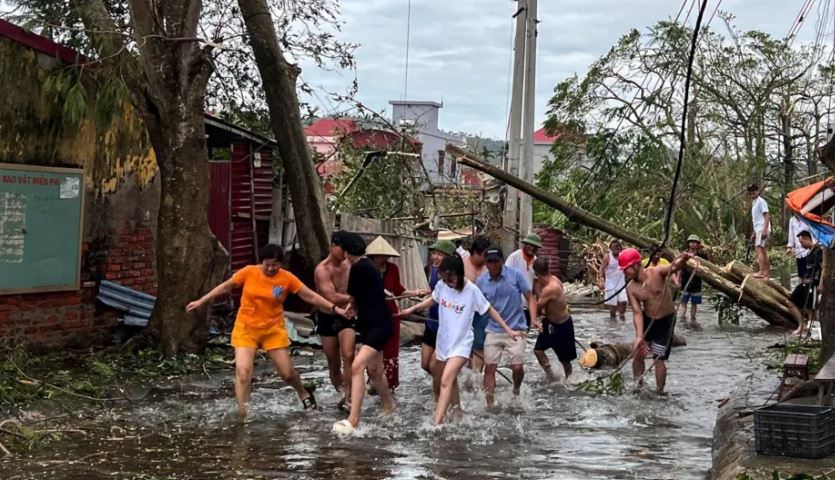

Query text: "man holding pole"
[620, 247, 693, 395]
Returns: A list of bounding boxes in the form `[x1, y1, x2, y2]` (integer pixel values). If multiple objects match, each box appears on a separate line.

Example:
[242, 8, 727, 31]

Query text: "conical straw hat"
[365, 236, 400, 257]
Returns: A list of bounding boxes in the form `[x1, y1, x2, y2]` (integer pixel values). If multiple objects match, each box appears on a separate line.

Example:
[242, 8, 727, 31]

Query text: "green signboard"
[0, 163, 84, 294]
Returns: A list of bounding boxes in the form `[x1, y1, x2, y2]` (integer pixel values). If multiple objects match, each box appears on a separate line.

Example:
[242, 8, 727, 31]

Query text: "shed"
[205, 114, 284, 273]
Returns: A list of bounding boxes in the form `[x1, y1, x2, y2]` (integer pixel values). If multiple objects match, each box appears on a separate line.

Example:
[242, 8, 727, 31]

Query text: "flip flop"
[301, 385, 317, 410]
[332, 419, 355, 434]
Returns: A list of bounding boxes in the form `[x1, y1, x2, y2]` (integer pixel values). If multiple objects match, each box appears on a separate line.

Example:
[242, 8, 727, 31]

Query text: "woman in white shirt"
[400, 256, 522, 425]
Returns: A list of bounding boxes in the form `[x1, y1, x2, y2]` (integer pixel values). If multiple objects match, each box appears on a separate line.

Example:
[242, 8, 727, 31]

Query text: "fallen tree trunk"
[581, 336, 688, 369]
[448, 145, 796, 328]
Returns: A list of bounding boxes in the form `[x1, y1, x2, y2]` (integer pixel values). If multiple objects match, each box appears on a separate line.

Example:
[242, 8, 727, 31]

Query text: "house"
[0, 19, 290, 347]
[390, 100, 466, 186]
[305, 117, 422, 190]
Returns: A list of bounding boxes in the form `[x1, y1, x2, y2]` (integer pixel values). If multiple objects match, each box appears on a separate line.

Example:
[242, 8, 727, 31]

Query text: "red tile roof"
[305, 118, 358, 137]
[533, 127, 558, 144]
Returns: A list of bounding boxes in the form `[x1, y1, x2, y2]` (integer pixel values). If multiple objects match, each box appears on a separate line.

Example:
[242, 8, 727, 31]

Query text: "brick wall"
[0, 217, 157, 348]
[0, 288, 101, 348]
[101, 219, 157, 295]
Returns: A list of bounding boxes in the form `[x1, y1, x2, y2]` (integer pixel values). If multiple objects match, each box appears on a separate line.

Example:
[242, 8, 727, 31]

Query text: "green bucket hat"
[429, 239, 456, 257]
[687, 234, 702, 244]
[521, 233, 543, 248]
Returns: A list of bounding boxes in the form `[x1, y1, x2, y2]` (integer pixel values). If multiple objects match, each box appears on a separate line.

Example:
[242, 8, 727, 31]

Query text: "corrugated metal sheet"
[97, 280, 154, 327]
[208, 161, 231, 251]
[229, 142, 274, 272]
[535, 227, 569, 281]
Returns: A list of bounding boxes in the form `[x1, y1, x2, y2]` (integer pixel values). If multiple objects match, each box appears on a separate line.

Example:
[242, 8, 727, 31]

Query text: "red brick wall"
[0, 288, 101, 347]
[101, 219, 157, 295]
[0, 217, 157, 348]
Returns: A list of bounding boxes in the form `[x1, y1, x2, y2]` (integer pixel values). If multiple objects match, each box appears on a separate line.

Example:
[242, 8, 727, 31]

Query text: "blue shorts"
[681, 293, 702, 305]
[472, 313, 489, 351]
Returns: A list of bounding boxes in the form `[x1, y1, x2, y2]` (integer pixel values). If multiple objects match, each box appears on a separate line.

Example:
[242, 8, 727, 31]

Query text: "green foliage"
[576, 371, 626, 396]
[735, 471, 821, 480]
[538, 16, 832, 256]
[713, 293, 745, 325]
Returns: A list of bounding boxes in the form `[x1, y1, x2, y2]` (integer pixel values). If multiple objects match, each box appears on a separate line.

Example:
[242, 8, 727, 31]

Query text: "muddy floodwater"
[2, 307, 786, 479]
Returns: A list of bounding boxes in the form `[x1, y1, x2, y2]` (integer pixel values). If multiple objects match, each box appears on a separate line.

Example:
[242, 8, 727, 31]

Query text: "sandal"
[301, 385, 317, 410]
[332, 419, 355, 434]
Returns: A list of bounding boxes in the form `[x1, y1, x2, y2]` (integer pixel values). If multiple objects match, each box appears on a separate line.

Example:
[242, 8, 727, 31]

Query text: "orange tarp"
[785, 177, 835, 227]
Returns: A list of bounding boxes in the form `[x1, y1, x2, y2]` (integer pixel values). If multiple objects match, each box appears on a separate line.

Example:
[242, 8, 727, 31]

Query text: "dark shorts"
[314, 312, 355, 337]
[534, 316, 577, 363]
[791, 283, 817, 310]
[797, 256, 808, 280]
[357, 324, 392, 352]
[680, 292, 702, 305]
[472, 313, 489, 351]
[643, 313, 674, 361]
[422, 321, 438, 348]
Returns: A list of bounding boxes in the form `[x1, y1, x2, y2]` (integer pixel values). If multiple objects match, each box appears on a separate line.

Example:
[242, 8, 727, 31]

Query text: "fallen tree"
[447, 145, 797, 328]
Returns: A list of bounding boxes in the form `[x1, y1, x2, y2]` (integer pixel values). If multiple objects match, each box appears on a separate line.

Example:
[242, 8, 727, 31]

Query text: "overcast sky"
[300, 0, 829, 139]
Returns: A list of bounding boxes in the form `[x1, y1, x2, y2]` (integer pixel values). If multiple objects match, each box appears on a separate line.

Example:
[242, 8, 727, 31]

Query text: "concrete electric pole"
[503, 0, 528, 252]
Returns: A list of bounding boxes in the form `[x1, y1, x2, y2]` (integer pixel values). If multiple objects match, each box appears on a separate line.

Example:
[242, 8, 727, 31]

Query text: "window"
[437, 151, 445, 177]
[450, 158, 457, 179]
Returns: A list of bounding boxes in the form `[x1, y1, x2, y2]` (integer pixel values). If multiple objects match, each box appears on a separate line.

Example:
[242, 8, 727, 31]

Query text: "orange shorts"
[231, 321, 290, 351]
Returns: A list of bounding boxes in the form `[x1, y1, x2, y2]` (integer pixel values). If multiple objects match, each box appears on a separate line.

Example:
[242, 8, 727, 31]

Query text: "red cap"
[618, 248, 642, 270]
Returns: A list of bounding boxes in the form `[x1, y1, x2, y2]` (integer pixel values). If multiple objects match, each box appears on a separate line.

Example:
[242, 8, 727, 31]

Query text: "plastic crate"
[754, 404, 835, 459]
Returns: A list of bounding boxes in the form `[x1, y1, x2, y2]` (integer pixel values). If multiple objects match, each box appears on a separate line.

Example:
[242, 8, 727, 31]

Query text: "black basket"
[754, 404, 835, 459]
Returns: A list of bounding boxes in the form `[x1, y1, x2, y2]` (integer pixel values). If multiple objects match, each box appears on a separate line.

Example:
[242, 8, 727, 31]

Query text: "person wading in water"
[333, 233, 397, 434]
[531, 257, 576, 383]
[187, 244, 349, 421]
[401, 256, 521, 425]
[314, 231, 355, 412]
[620, 247, 692, 395]
[598, 240, 627, 322]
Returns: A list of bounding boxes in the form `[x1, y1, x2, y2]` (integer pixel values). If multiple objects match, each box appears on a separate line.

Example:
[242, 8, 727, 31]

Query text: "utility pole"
[503, 0, 527, 253]
[519, 0, 538, 238]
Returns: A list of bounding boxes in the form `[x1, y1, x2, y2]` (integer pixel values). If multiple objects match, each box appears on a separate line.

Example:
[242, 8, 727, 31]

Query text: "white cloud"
[300, 0, 827, 139]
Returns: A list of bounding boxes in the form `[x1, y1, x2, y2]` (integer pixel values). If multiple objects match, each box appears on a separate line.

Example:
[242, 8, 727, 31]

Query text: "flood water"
[2, 306, 788, 480]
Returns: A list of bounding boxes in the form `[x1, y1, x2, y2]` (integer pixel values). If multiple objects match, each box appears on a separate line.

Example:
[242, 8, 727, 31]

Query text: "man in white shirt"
[786, 214, 812, 283]
[505, 233, 541, 328]
[748, 184, 771, 279]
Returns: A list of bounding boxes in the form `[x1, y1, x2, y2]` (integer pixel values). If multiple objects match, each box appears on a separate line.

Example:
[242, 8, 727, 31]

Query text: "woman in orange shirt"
[187, 244, 349, 421]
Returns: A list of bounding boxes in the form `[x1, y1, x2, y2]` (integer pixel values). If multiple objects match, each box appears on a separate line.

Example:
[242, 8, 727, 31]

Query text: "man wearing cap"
[418, 239, 456, 402]
[314, 231, 356, 410]
[675, 235, 708, 329]
[598, 240, 628, 322]
[477, 247, 532, 407]
[506, 233, 542, 287]
[620, 247, 693, 394]
[748, 184, 771, 279]
[786, 214, 812, 283]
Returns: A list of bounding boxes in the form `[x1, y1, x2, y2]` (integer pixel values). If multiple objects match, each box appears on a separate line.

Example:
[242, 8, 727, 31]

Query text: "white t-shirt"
[432, 280, 491, 361]
[787, 215, 811, 259]
[752, 196, 771, 233]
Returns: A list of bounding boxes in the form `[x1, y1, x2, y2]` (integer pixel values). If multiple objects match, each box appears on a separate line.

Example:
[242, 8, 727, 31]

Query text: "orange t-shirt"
[232, 265, 304, 329]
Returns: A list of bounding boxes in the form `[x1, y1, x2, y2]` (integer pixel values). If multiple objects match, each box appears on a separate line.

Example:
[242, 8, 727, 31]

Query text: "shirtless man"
[530, 257, 576, 382]
[620, 247, 692, 394]
[314, 231, 355, 410]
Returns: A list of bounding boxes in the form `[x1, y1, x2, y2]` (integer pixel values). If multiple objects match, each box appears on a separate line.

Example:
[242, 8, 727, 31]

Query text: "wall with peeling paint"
[0, 34, 161, 347]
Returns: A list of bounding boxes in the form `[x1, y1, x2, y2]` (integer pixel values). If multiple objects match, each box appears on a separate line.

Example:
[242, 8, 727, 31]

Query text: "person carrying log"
[620, 247, 693, 395]
[598, 240, 628, 322]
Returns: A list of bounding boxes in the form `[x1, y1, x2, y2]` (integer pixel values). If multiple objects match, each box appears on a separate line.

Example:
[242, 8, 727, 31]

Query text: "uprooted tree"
[447, 144, 798, 330]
